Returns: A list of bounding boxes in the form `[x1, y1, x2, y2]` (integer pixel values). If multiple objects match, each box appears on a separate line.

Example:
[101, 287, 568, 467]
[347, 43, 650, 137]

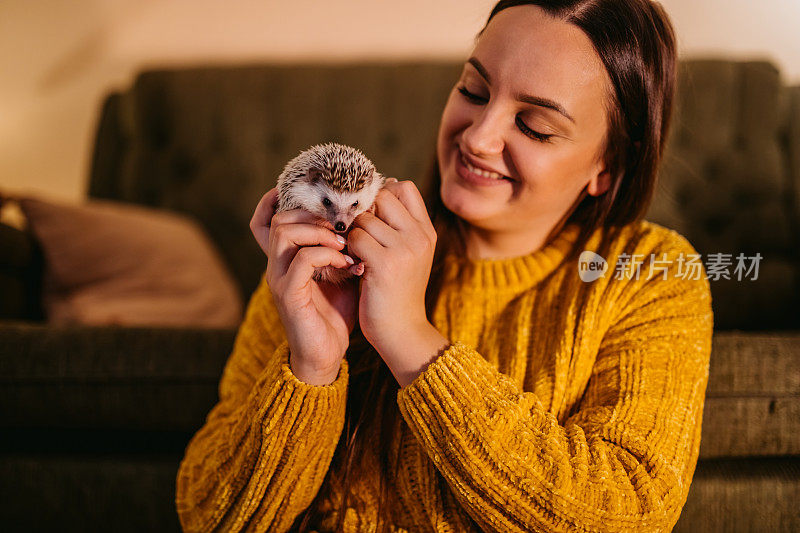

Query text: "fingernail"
[344, 255, 354, 265]
[336, 234, 346, 245]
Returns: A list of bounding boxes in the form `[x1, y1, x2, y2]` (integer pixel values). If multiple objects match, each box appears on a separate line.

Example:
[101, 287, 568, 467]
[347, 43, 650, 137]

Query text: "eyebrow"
[467, 57, 576, 124]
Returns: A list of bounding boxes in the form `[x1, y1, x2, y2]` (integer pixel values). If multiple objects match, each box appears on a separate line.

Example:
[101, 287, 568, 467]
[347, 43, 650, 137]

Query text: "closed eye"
[457, 85, 553, 143]
[457, 85, 487, 104]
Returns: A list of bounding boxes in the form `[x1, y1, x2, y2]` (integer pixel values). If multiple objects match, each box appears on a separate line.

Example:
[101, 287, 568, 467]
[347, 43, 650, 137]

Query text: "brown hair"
[291, 0, 677, 530]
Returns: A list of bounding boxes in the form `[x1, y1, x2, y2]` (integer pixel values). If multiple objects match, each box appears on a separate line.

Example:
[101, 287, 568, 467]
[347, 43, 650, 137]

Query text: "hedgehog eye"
[322, 198, 332, 207]
[352, 201, 359, 207]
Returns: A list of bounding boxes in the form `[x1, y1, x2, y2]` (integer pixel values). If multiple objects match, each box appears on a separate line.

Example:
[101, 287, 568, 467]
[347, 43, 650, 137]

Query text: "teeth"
[461, 154, 507, 180]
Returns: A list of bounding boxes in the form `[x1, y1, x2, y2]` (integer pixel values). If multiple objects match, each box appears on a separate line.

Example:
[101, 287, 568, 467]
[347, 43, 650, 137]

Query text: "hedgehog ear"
[308, 168, 321, 183]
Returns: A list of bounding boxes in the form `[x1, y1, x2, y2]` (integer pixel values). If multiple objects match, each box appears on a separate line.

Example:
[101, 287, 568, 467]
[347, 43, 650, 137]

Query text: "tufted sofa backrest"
[88, 59, 800, 330]
[89, 62, 461, 306]
[647, 60, 800, 329]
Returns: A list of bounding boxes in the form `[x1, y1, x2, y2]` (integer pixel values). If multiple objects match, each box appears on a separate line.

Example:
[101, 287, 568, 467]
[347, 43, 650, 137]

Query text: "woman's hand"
[250, 187, 359, 386]
[346, 179, 444, 379]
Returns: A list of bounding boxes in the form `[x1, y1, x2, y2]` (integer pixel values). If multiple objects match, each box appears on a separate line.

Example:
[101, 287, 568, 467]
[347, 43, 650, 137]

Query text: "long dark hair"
[291, 0, 677, 530]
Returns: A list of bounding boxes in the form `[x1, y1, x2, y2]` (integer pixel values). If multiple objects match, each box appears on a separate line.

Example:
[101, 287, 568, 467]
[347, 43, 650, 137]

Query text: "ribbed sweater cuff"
[397, 340, 523, 434]
[273, 339, 349, 398]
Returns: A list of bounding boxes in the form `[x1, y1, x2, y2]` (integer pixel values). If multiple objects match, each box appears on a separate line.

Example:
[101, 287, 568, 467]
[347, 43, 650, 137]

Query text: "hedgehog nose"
[334, 221, 346, 233]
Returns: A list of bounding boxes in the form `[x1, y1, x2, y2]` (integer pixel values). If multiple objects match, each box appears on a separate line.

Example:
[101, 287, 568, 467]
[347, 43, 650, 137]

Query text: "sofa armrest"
[0, 322, 237, 432]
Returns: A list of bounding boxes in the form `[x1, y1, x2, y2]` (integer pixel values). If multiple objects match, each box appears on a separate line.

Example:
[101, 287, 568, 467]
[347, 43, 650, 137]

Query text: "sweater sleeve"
[175, 270, 348, 533]
[396, 240, 714, 532]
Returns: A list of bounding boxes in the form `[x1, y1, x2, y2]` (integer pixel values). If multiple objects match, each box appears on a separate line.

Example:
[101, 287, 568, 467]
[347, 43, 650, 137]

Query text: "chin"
[440, 179, 498, 227]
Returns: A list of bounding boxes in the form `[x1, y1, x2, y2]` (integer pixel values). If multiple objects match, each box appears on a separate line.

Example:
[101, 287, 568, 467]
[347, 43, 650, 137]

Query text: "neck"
[462, 186, 587, 261]
[463, 213, 570, 261]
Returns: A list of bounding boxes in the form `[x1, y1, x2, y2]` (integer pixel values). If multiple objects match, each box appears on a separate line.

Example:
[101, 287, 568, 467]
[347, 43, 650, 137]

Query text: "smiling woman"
[175, 1, 713, 532]
[435, 1, 671, 264]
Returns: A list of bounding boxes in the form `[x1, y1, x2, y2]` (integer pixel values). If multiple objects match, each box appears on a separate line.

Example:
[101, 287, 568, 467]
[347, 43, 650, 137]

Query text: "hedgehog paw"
[349, 262, 365, 276]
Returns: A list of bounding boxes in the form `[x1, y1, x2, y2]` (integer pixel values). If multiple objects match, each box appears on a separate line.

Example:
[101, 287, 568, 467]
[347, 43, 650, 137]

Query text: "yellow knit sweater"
[175, 219, 714, 532]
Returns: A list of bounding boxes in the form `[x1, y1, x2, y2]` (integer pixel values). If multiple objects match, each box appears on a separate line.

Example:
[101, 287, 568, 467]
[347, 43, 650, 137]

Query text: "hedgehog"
[275, 142, 386, 286]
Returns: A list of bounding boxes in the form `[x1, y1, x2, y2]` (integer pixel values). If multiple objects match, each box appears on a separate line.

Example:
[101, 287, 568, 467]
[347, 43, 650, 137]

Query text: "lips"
[459, 149, 512, 181]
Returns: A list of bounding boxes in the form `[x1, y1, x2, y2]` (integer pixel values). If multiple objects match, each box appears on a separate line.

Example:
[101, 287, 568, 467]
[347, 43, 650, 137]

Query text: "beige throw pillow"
[15, 194, 243, 328]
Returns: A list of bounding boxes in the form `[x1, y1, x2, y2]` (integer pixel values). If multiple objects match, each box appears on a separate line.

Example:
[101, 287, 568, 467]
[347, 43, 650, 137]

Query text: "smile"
[458, 151, 512, 183]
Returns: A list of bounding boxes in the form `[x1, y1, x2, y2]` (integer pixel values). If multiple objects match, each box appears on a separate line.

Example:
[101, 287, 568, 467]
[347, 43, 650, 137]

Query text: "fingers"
[269, 221, 346, 277]
[250, 188, 279, 253]
[384, 179, 433, 232]
[252, 186, 349, 287]
[271, 208, 333, 231]
[250, 185, 335, 257]
[354, 178, 436, 247]
[284, 246, 354, 291]
[253, 188, 279, 228]
[346, 224, 384, 264]
[372, 189, 410, 232]
[350, 178, 415, 244]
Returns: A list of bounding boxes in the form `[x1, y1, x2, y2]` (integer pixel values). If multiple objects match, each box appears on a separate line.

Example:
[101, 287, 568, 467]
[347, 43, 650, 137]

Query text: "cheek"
[512, 144, 562, 186]
[512, 143, 599, 199]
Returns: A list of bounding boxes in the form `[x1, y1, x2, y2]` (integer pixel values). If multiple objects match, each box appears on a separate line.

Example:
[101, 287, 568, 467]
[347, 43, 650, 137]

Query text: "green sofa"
[1, 59, 799, 532]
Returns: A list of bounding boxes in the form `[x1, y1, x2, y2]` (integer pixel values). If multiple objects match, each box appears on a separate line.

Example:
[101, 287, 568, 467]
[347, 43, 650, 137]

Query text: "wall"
[1, 0, 798, 203]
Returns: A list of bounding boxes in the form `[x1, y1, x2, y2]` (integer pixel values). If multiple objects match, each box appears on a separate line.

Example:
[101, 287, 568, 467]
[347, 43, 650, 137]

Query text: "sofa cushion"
[14, 194, 243, 328]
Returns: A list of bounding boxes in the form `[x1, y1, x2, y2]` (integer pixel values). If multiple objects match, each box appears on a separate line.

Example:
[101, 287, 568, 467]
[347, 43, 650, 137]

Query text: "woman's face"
[436, 4, 613, 236]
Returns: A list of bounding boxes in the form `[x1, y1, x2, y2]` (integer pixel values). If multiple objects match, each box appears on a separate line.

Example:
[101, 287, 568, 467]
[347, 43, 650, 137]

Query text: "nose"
[334, 221, 346, 232]
[461, 106, 505, 157]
